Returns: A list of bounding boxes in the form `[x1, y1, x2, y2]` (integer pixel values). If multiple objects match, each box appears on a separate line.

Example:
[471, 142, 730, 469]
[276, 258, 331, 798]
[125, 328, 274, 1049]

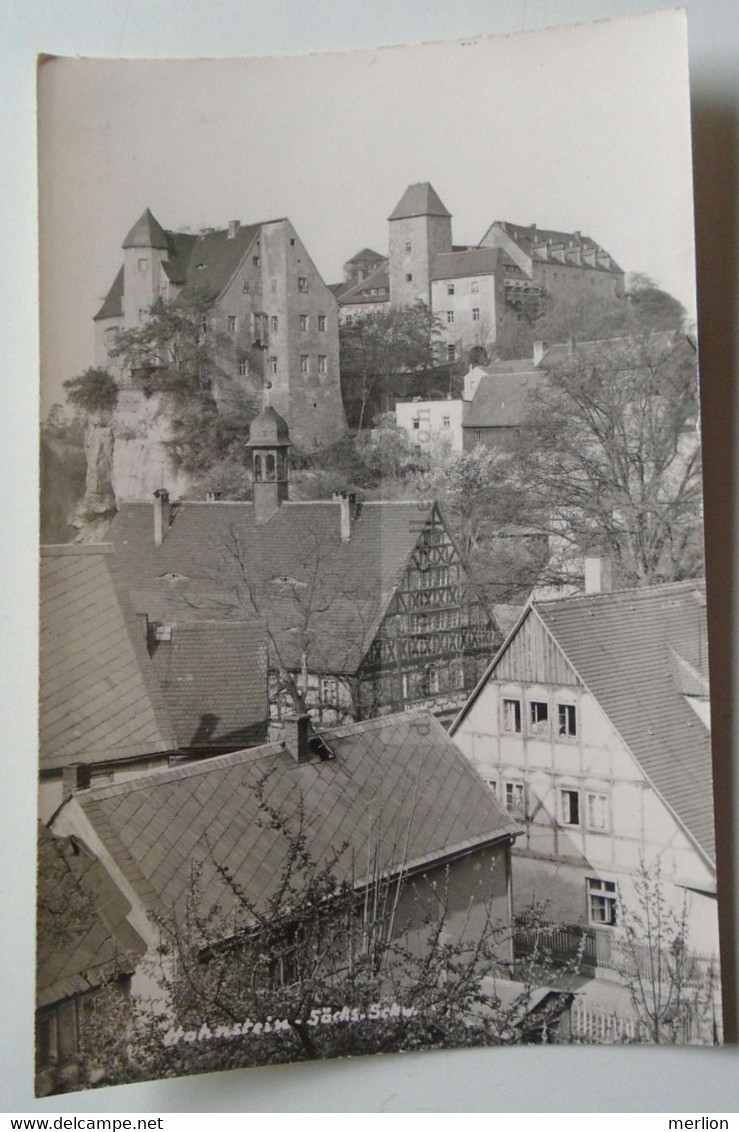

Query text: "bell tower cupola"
[246, 399, 291, 524]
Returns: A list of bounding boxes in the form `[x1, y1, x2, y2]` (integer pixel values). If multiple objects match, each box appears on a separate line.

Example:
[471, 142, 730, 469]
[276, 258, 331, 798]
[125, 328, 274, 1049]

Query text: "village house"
[94, 208, 347, 498]
[106, 405, 501, 725]
[337, 182, 624, 364]
[47, 711, 523, 1008]
[450, 579, 720, 971]
[39, 544, 269, 821]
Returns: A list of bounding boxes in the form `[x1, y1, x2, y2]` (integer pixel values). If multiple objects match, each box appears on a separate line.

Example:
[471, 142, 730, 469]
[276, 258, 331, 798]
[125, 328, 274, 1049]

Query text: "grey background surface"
[2, 0, 738, 1113]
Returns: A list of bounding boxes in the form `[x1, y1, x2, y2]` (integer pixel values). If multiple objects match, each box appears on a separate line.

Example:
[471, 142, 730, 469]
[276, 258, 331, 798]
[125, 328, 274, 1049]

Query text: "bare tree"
[512, 333, 703, 585]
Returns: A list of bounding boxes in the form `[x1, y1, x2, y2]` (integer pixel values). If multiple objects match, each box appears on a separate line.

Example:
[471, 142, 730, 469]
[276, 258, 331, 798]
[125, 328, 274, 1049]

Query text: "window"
[299, 314, 308, 332]
[227, 315, 237, 333]
[558, 703, 577, 737]
[504, 781, 525, 817]
[290, 237, 296, 246]
[426, 667, 440, 695]
[471, 279, 479, 294]
[298, 276, 309, 293]
[300, 354, 309, 373]
[588, 877, 617, 926]
[529, 700, 549, 735]
[473, 429, 482, 442]
[318, 355, 327, 374]
[318, 314, 326, 331]
[560, 788, 580, 826]
[447, 344, 456, 362]
[412, 417, 421, 430]
[238, 359, 247, 377]
[586, 792, 609, 832]
[253, 281, 262, 294]
[405, 240, 412, 253]
[405, 273, 413, 283]
[442, 416, 450, 428]
[137, 257, 148, 273]
[104, 327, 118, 346]
[242, 280, 251, 294]
[503, 698, 522, 733]
[487, 779, 498, 798]
[271, 315, 279, 332]
[472, 307, 481, 321]
[269, 356, 278, 375]
[446, 310, 454, 324]
[447, 283, 455, 295]
[253, 255, 260, 267]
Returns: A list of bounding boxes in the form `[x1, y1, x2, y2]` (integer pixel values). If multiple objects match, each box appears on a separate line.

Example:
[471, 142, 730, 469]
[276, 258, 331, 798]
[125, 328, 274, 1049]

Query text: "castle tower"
[121, 208, 170, 329]
[246, 404, 291, 524]
[388, 183, 452, 309]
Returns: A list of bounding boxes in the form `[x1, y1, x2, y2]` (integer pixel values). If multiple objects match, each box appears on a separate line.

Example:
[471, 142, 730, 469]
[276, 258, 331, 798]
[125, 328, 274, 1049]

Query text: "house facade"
[94, 209, 347, 498]
[106, 406, 500, 725]
[450, 582, 719, 962]
[395, 396, 464, 459]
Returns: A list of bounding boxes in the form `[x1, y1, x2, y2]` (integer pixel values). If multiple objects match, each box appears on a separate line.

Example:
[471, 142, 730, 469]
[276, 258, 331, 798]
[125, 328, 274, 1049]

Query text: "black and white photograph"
[30, 4, 729, 1103]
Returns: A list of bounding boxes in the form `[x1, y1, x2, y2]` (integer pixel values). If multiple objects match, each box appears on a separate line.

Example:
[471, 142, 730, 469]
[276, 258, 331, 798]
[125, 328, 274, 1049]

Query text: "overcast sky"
[38, 9, 695, 413]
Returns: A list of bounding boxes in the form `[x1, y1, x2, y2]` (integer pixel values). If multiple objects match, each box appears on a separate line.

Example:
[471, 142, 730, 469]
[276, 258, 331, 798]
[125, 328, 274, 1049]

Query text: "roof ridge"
[535, 579, 705, 609]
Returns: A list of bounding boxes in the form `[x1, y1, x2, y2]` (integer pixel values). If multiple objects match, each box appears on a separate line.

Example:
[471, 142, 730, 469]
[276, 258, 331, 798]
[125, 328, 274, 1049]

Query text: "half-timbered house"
[450, 581, 720, 967]
[107, 406, 500, 724]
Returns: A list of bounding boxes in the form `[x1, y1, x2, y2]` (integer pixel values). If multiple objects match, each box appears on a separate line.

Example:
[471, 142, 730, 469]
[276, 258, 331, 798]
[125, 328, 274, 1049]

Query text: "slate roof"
[95, 212, 272, 321]
[431, 248, 506, 281]
[463, 370, 545, 429]
[108, 500, 437, 673]
[40, 546, 176, 771]
[337, 263, 390, 306]
[149, 621, 269, 751]
[388, 182, 452, 221]
[531, 583, 713, 862]
[93, 266, 125, 322]
[122, 208, 170, 250]
[73, 712, 521, 924]
[37, 824, 146, 1008]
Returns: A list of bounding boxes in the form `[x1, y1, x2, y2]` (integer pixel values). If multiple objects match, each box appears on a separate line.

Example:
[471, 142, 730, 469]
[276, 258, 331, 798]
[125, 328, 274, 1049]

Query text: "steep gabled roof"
[178, 222, 263, 296]
[72, 712, 521, 924]
[149, 621, 269, 751]
[463, 370, 545, 429]
[122, 208, 170, 251]
[108, 500, 437, 674]
[456, 582, 714, 863]
[36, 824, 146, 1008]
[489, 221, 623, 274]
[388, 182, 452, 221]
[40, 545, 177, 771]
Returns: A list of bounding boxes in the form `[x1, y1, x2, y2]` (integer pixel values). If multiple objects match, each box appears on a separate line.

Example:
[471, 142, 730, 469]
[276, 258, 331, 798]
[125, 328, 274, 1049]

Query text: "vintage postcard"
[36, 9, 723, 1097]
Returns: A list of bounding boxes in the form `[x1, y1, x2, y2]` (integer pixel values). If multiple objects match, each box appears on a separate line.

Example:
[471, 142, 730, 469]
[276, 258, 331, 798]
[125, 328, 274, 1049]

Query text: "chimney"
[283, 713, 311, 763]
[333, 491, 357, 541]
[153, 488, 170, 547]
[584, 556, 612, 595]
[62, 764, 91, 794]
[227, 220, 240, 239]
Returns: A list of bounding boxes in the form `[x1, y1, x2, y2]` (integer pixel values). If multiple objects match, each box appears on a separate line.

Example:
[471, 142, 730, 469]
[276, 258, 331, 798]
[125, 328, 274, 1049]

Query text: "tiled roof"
[538, 332, 677, 369]
[37, 824, 146, 1008]
[40, 545, 176, 771]
[122, 208, 170, 251]
[388, 182, 452, 221]
[533, 582, 714, 861]
[150, 621, 269, 750]
[93, 266, 124, 321]
[337, 264, 390, 306]
[75, 712, 520, 924]
[496, 221, 623, 274]
[108, 500, 436, 673]
[463, 370, 544, 429]
[177, 222, 262, 296]
[345, 248, 387, 266]
[431, 248, 504, 281]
